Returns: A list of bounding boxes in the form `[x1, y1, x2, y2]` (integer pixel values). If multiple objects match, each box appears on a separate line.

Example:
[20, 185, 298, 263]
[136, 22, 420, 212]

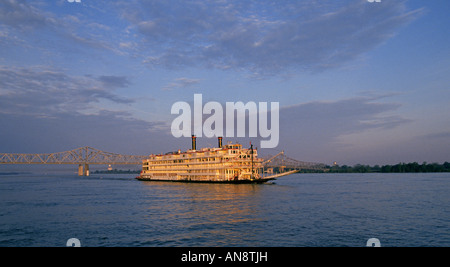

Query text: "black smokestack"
[192, 135, 197, 150]
[218, 137, 223, 148]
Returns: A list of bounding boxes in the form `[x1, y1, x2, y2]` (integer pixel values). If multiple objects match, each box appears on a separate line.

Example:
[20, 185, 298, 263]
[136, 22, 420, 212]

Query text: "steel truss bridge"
[0, 147, 147, 176]
[0, 147, 326, 177]
[261, 151, 327, 177]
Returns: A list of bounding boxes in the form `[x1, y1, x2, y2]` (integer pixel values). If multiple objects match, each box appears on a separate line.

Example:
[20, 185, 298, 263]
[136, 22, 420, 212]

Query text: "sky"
[0, 0, 449, 165]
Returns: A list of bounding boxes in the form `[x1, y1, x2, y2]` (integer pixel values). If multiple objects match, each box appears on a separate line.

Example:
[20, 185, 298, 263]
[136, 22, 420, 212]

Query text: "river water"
[0, 172, 449, 247]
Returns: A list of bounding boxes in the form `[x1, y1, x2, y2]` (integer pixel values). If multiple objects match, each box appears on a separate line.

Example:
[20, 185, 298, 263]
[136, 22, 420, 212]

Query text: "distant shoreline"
[325, 162, 450, 173]
[92, 169, 140, 174]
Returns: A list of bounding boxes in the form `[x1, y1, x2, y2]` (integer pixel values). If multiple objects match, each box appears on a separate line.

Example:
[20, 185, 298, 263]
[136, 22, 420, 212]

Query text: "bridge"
[0, 147, 147, 176]
[261, 151, 327, 177]
[0, 147, 327, 177]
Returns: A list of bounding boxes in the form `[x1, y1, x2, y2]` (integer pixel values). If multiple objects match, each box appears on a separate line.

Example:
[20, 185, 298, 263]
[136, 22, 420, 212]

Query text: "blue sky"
[0, 0, 449, 165]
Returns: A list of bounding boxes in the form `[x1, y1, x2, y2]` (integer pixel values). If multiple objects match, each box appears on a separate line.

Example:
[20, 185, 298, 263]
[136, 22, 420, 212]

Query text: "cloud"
[0, 66, 133, 117]
[281, 97, 409, 134]
[162, 77, 201, 91]
[273, 96, 411, 162]
[1, 1, 423, 76]
[124, 0, 422, 75]
[419, 131, 450, 140]
[98, 75, 131, 89]
[0, 0, 51, 30]
[0, 0, 117, 53]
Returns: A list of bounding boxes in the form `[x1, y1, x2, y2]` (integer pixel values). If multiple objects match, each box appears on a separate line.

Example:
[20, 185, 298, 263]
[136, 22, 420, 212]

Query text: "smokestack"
[191, 135, 197, 150]
[218, 137, 223, 148]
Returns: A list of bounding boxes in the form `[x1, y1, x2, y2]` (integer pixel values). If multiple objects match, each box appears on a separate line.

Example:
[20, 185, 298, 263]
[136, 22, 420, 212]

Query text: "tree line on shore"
[326, 162, 450, 173]
[93, 169, 140, 174]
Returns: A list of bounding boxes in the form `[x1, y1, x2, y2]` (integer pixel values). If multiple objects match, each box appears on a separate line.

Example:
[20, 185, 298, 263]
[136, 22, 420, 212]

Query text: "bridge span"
[261, 150, 327, 176]
[0, 147, 147, 176]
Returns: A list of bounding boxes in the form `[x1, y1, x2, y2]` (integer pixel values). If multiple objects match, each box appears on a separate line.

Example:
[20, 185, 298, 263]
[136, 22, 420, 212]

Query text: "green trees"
[327, 162, 450, 173]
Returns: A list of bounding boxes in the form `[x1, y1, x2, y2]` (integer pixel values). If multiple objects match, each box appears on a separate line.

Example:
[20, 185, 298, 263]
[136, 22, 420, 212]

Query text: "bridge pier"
[78, 164, 89, 176]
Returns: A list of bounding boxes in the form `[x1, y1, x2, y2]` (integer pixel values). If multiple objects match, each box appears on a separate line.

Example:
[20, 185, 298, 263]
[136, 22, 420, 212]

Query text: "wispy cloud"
[419, 131, 450, 140]
[1, 0, 423, 76]
[162, 77, 201, 91]
[98, 75, 132, 89]
[0, 0, 51, 30]
[123, 0, 423, 75]
[0, 0, 118, 54]
[275, 96, 411, 162]
[0, 66, 133, 117]
[280, 96, 410, 137]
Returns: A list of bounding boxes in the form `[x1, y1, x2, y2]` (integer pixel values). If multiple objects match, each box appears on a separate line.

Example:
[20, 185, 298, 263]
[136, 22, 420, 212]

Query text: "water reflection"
[139, 181, 268, 246]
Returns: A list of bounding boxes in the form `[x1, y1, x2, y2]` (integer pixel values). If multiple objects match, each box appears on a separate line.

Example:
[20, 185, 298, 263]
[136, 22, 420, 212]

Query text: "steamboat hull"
[135, 176, 276, 184]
